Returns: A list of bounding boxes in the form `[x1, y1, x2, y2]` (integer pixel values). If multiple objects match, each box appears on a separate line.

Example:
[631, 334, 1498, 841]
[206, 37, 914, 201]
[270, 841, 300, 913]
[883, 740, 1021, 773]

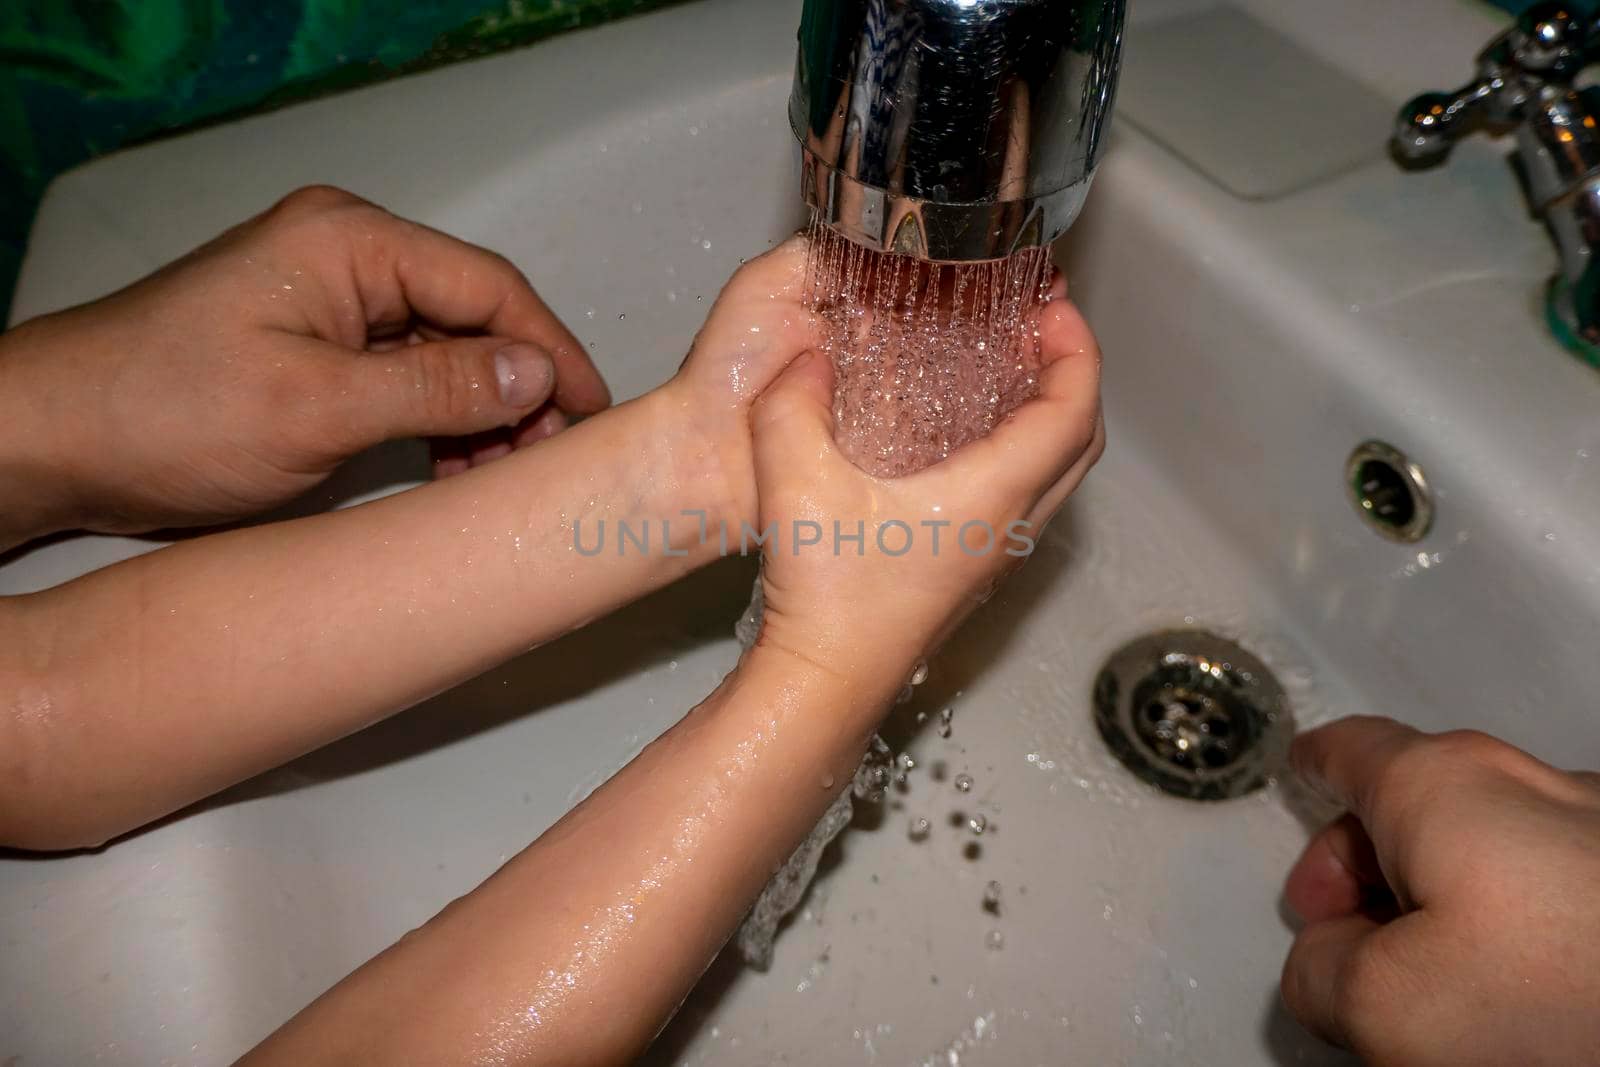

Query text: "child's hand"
[659, 237, 820, 530]
[0, 185, 609, 541]
[747, 279, 1104, 686]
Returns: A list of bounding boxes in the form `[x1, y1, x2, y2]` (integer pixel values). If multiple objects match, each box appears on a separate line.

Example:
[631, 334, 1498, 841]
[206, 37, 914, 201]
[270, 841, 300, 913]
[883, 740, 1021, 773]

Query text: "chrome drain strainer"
[1092, 630, 1293, 801]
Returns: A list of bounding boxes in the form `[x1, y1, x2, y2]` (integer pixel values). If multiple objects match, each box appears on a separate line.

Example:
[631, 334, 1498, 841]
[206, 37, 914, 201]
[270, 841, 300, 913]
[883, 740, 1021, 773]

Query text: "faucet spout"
[790, 0, 1126, 263]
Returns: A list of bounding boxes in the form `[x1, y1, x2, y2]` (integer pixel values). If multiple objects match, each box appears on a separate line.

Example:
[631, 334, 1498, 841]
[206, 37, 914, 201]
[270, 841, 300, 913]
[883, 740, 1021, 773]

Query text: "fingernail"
[471, 440, 514, 466]
[495, 343, 554, 408]
[525, 405, 569, 443]
[1047, 267, 1068, 300]
[433, 457, 470, 479]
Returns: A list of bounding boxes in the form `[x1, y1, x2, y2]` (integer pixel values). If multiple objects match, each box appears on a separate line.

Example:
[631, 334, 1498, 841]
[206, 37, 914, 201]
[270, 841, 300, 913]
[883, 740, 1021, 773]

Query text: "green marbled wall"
[0, 0, 688, 318]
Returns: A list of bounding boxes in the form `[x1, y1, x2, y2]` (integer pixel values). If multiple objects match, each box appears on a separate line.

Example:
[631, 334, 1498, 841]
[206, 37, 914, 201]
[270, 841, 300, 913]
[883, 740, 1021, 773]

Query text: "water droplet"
[821, 773, 835, 790]
[954, 773, 974, 793]
[937, 707, 954, 739]
[982, 880, 1002, 914]
[701, 239, 713, 251]
[908, 816, 931, 841]
[968, 814, 986, 835]
[985, 929, 1004, 950]
[909, 661, 929, 686]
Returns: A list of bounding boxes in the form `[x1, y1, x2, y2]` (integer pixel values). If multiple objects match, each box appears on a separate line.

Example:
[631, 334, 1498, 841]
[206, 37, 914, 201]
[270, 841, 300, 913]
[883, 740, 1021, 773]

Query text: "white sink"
[5, 1, 1599, 1064]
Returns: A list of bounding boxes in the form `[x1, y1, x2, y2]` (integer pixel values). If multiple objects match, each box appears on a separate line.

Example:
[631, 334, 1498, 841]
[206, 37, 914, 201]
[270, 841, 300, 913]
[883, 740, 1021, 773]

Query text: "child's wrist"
[652, 379, 757, 538]
[743, 623, 917, 723]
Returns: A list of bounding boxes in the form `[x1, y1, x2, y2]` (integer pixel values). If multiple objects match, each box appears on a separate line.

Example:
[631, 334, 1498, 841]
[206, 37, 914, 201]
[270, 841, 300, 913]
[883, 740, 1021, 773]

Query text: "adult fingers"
[431, 436, 471, 479]
[363, 217, 607, 415]
[1285, 814, 1389, 925]
[341, 336, 556, 444]
[513, 404, 569, 448]
[1290, 716, 1426, 834]
[266, 186, 610, 415]
[1280, 913, 1385, 1050]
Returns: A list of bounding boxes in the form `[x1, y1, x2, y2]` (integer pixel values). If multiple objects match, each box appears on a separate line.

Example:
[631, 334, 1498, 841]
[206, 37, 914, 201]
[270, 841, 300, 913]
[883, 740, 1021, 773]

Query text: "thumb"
[346, 337, 556, 443]
[1280, 913, 1383, 1049]
[750, 350, 836, 464]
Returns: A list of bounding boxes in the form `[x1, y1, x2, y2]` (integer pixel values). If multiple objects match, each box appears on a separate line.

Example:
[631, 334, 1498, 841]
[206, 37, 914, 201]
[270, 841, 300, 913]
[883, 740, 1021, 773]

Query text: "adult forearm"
[0, 459, 66, 554]
[0, 384, 742, 850]
[238, 643, 904, 1067]
[0, 318, 88, 552]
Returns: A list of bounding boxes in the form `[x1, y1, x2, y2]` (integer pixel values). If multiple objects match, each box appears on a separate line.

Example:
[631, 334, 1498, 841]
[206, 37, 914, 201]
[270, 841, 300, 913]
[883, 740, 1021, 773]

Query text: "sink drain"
[1346, 440, 1433, 543]
[1092, 630, 1293, 801]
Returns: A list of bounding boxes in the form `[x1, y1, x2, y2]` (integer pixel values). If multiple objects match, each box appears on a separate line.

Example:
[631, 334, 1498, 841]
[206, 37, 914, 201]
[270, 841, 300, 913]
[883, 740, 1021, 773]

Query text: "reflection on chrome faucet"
[792, 0, 1127, 263]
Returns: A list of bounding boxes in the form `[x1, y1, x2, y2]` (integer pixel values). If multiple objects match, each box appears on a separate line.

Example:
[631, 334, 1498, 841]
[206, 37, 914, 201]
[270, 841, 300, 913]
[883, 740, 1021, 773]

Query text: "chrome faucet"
[1393, 2, 1600, 359]
[789, 0, 1127, 263]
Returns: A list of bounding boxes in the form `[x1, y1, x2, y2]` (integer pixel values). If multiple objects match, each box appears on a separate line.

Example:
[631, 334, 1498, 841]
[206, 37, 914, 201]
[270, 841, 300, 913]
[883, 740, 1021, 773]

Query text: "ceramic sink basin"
[4, 0, 1598, 1064]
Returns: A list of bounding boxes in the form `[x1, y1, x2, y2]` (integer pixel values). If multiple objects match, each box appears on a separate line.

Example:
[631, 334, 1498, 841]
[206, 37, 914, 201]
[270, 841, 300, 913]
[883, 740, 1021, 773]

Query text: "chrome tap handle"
[1392, 3, 1600, 354]
[1392, 2, 1597, 167]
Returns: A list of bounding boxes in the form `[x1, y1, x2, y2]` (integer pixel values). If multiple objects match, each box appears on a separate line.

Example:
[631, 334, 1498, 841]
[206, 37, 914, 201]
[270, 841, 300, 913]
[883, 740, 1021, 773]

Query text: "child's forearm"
[0, 384, 743, 850]
[236, 643, 903, 1067]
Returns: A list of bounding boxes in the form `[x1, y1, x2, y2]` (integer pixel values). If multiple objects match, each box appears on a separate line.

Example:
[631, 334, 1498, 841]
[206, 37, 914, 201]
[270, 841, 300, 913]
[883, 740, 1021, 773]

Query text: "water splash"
[733, 736, 895, 971]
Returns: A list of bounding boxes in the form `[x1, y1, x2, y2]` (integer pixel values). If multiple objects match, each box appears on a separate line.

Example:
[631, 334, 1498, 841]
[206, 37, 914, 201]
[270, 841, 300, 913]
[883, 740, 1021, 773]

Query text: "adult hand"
[746, 273, 1104, 683]
[0, 184, 609, 547]
[1281, 715, 1600, 1066]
